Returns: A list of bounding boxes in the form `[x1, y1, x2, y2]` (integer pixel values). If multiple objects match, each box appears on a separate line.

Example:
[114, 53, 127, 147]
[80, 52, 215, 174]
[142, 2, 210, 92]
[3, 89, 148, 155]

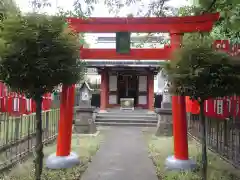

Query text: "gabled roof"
[78, 81, 94, 91]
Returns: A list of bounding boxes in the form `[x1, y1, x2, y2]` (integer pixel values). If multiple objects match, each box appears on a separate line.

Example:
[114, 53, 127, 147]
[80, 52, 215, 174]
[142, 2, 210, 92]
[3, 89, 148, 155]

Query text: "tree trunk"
[200, 101, 207, 180]
[34, 95, 44, 180]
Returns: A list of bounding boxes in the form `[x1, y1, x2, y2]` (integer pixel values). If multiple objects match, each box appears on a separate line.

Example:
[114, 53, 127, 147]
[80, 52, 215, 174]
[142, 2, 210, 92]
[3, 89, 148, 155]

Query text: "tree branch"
[202, 0, 217, 14]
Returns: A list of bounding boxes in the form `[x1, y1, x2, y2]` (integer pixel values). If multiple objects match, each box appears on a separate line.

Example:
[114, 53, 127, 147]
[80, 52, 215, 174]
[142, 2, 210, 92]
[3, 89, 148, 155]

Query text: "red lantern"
[213, 97, 227, 119]
[222, 96, 232, 118]
[205, 98, 217, 118]
[25, 98, 32, 114]
[19, 94, 26, 115]
[230, 96, 237, 118]
[0, 96, 6, 112]
[185, 96, 191, 113]
[191, 99, 200, 114]
[0, 83, 6, 112]
[213, 40, 230, 53]
[46, 93, 52, 110]
[31, 99, 36, 113]
[13, 93, 20, 115]
[234, 96, 240, 118]
[7, 93, 14, 114]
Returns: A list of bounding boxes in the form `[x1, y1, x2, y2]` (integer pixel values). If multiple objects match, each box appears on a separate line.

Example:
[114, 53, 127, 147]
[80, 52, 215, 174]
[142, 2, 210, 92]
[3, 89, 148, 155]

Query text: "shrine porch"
[97, 67, 158, 112]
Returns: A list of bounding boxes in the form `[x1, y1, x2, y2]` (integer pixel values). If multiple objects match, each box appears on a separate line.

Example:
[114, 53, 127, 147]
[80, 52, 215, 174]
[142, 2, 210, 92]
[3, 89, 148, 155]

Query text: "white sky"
[15, 0, 191, 46]
[16, 0, 191, 15]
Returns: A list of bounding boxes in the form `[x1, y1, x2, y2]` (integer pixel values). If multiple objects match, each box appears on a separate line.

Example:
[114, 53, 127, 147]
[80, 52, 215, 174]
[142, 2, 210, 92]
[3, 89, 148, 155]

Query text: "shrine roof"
[83, 60, 167, 67]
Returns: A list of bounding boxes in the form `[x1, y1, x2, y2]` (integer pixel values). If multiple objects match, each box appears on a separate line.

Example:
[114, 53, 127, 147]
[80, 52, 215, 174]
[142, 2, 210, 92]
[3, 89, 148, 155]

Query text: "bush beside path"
[143, 130, 240, 180]
[0, 133, 104, 180]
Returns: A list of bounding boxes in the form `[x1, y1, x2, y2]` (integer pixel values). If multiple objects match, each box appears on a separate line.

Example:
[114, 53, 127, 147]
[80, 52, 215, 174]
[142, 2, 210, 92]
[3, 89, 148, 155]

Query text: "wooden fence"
[188, 114, 240, 168]
[0, 108, 60, 172]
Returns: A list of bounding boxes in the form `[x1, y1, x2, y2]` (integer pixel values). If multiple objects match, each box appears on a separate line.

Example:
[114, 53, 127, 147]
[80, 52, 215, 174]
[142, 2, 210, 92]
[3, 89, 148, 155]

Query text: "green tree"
[0, 0, 20, 50]
[0, 13, 84, 180]
[0, 0, 19, 20]
[164, 40, 240, 180]
[200, 0, 240, 43]
[178, 0, 240, 43]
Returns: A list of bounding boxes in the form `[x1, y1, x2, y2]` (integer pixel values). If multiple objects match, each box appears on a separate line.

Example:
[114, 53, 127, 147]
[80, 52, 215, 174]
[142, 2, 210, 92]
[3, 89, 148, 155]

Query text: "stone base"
[161, 102, 172, 109]
[73, 124, 97, 134]
[77, 130, 100, 137]
[46, 152, 80, 169]
[155, 108, 172, 136]
[74, 106, 97, 134]
[155, 123, 172, 136]
[99, 109, 107, 113]
[165, 155, 197, 171]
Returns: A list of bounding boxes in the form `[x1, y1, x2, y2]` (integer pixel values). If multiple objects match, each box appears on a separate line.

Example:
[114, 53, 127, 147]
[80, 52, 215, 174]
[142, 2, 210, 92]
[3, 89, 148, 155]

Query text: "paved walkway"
[80, 127, 158, 180]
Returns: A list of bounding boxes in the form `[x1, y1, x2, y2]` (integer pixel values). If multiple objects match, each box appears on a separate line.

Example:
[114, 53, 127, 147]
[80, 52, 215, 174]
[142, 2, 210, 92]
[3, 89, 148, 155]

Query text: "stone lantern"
[155, 71, 172, 136]
[73, 81, 97, 134]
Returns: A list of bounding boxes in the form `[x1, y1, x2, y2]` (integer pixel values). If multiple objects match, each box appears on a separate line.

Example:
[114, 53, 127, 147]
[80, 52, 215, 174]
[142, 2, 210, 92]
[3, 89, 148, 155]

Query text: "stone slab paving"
[80, 127, 158, 180]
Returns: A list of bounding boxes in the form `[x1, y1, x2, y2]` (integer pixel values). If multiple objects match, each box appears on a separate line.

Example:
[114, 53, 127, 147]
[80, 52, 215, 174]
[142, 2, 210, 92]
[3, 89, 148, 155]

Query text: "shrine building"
[84, 33, 167, 111]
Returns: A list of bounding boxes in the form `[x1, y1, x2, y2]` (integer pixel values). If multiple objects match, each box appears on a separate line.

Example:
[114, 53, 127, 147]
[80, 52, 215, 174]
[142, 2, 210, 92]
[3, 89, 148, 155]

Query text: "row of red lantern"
[0, 93, 52, 116]
[185, 40, 239, 119]
[213, 40, 240, 56]
[186, 96, 240, 119]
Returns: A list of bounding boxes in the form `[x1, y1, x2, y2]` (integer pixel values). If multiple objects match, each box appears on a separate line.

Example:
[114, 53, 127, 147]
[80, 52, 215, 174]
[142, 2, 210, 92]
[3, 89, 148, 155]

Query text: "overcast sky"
[15, 0, 191, 15]
[15, 0, 191, 46]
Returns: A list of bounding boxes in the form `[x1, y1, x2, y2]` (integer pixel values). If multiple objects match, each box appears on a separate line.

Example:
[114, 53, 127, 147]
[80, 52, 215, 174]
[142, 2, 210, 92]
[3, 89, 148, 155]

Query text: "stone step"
[95, 118, 157, 124]
[95, 121, 157, 127]
[96, 115, 157, 120]
[97, 113, 157, 117]
[97, 111, 156, 116]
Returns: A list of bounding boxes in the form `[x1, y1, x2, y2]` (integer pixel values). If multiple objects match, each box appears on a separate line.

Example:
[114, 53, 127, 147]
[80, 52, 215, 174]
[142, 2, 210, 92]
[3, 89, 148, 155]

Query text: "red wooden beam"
[80, 48, 172, 60]
[67, 13, 219, 25]
[69, 21, 214, 33]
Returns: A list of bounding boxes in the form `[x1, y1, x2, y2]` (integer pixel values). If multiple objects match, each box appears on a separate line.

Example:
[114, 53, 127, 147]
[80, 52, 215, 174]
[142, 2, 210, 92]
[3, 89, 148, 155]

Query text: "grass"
[143, 131, 240, 180]
[0, 133, 103, 180]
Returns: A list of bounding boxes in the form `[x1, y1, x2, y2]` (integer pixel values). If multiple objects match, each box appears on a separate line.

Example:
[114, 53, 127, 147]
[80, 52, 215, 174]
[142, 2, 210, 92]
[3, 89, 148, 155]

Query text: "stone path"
[80, 127, 158, 180]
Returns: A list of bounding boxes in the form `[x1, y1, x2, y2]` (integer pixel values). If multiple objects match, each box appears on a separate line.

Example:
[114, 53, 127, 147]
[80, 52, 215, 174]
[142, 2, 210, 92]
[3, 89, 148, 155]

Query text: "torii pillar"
[165, 33, 196, 170]
[46, 84, 80, 169]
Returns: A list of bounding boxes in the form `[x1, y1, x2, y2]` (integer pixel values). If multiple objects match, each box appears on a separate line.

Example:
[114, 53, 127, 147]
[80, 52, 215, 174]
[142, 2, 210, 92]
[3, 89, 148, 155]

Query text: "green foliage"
[0, 0, 19, 21]
[0, 13, 85, 98]
[178, 5, 201, 16]
[165, 40, 240, 101]
[145, 133, 240, 180]
[192, 0, 240, 43]
[0, 134, 103, 180]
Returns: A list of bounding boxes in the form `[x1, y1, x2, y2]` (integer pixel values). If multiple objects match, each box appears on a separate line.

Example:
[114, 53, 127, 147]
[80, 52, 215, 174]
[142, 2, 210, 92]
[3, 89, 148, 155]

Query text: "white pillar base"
[165, 155, 197, 171]
[147, 110, 155, 114]
[99, 109, 107, 113]
[46, 152, 80, 169]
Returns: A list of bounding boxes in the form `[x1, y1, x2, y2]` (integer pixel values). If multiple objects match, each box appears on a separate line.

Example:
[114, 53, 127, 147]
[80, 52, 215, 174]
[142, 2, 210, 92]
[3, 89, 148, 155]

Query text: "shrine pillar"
[165, 33, 196, 170]
[147, 73, 154, 112]
[100, 69, 108, 112]
[46, 84, 80, 169]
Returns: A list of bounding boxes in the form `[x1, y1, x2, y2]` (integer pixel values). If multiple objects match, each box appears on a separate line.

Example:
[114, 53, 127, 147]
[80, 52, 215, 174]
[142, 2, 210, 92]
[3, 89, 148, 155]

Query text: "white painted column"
[138, 75, 147, 105]
[108, 75, 118, 105]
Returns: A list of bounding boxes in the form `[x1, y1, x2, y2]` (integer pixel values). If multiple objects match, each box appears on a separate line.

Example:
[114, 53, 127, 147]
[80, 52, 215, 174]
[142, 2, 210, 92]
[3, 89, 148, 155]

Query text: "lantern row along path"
[80, 127, 158, 180]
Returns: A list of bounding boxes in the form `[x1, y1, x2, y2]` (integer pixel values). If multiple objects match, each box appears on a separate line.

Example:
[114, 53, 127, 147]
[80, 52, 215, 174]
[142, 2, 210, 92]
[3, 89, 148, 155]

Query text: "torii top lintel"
[67, 13, 219, 33]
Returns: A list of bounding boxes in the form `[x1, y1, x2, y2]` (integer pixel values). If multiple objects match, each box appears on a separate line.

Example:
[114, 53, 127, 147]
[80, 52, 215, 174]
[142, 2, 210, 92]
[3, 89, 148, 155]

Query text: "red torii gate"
[46, 13, 220, 169]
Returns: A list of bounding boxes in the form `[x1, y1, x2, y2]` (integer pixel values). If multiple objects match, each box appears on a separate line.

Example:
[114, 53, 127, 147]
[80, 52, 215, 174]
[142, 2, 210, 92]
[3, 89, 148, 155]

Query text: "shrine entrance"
[49, 13, 220, 171]
[117, 74, 138, 105]
[103, 66, 157, 109]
